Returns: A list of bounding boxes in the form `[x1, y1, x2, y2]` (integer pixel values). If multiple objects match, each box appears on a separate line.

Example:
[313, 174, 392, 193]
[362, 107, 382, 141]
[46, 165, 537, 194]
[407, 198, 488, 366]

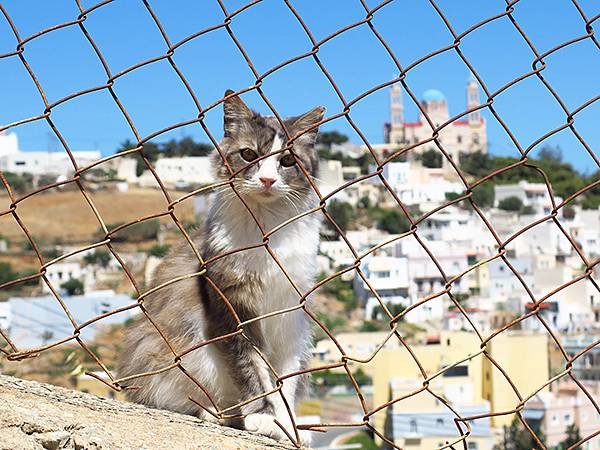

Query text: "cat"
[118, 90, 324, 445]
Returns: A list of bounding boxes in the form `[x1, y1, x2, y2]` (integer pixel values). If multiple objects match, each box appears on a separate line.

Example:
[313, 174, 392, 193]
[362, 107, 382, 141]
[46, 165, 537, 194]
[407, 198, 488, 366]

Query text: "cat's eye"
[240, 148, 258, 162]
[279, 154, 297, 167]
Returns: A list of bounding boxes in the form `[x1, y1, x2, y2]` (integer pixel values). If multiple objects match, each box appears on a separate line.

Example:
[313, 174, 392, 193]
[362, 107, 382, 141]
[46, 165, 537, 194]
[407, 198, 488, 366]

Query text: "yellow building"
[370, 330, 550, 448]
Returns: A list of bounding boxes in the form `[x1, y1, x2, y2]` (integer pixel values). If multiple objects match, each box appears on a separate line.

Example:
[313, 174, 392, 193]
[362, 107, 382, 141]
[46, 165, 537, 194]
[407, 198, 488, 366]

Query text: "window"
[564, 413, 573, 425]
[409, 419, 418, 433]
[468, 443, 478, 450]
[15, 161, 26, 166]
[436, 418, 444, 426]
[457, 135, 462, 144]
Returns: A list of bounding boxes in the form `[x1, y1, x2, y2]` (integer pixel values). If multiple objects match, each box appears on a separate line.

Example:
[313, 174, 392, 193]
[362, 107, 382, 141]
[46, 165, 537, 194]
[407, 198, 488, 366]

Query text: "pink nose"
[259, 177, 276, 188]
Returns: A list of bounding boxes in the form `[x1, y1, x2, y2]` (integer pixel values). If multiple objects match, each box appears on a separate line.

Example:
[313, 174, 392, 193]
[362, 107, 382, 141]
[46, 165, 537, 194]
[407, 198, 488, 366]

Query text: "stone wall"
[0, 375, 296, 450]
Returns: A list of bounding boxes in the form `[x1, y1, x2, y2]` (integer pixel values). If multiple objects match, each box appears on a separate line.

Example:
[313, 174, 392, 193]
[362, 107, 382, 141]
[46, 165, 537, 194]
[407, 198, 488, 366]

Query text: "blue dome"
[422, 89, 446, 102]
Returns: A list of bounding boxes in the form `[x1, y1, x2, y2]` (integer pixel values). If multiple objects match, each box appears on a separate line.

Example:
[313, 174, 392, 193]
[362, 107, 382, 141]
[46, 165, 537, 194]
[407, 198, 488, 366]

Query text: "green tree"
[316, 131, 349, 148]
[494, 418, 546, 450]
[472, 183, 495, 209]
[0, 262, 18, 286]
[374, 208, 411, 234]
[325, 200, 356, 234]
[83, 250, 111, 268]
[162, 137, 213, 157]
[559, 424, 581, 450]
[417, 148, 443, 168]
[498, 196, 524, 212]
[61, 278, 84, 296]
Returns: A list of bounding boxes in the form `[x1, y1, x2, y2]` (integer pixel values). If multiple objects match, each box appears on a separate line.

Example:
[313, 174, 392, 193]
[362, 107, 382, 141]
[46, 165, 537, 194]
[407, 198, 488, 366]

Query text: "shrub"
[83, 250, 111, 268]
[99, 219, 160, 243]
[147, 244, 171, 258]
[498, 196, 524, 212]
[61, 278, 84, 296]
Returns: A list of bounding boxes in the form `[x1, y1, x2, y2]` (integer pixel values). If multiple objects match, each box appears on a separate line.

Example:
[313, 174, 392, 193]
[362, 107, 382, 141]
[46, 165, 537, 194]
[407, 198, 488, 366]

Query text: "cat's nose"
[259, 176, 277, 188]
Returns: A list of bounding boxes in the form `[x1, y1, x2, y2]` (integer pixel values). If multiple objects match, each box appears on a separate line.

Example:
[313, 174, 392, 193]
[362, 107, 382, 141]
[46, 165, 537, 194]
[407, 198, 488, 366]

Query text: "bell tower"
[467, 75, 481, 124]
[388, 83, 404, 144]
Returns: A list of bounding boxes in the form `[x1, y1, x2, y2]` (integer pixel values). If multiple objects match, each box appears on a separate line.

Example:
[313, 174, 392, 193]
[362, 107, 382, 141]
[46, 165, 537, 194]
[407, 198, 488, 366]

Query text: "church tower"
[467, 75, 481, 124]
[387, 83, 404, 144]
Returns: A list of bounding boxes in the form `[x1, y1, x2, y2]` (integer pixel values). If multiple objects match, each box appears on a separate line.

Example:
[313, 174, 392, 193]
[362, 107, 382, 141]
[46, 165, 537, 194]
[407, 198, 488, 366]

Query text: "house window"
[564, 413, 573, 425]
[457, 135, 462, 144]
[436, 418, 444, 426]
[468, 443, 478, 450]
[409, 419, 417, 433]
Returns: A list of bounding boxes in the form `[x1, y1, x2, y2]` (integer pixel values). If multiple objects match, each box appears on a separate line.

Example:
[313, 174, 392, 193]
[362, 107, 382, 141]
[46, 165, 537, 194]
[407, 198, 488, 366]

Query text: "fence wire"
[0, 1, 599, 449]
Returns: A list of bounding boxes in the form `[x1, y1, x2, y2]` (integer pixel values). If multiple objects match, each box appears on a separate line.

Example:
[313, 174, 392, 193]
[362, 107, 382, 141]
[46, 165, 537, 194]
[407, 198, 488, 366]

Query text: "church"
[383, 77, 488, 165]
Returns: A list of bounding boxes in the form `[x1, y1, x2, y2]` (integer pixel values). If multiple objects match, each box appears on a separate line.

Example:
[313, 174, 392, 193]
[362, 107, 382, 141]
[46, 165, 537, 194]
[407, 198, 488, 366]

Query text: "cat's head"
[212, 89, 324, 204]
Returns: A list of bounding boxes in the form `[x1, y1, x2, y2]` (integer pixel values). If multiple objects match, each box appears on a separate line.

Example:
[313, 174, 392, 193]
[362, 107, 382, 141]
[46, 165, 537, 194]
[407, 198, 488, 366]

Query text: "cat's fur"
[118, 90, 324, 443]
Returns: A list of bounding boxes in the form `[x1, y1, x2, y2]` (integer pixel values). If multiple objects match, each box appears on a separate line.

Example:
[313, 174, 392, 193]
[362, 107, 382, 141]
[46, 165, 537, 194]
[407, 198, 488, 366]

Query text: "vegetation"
[312, 368, 371, 387]
[83, 250, 111, 268]
[147, 244, 171, 258]
[498, 196, 524, 212]
[0, 262, 19, 286]
[1, 172, 33, 194]
[416, 148, 443, 168]
[367, 207, 411, 234]
[341, 432, 379, 450]
[494, 418, 546, 450]
[319, 275, 358, 312]
[324, 200, 356, 234]
[316, 130, 349, 148]
[560, 424, 582, 450]
[98, 219, 160, 243]
[0, 262, 38, 291]
[60, 278, 84, 296]
[460, 146, 599, 208]
[315, 311, 346, 334]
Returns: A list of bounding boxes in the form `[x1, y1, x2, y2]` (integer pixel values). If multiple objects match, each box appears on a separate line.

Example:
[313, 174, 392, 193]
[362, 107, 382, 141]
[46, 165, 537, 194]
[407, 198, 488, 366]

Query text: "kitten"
[118, 90, 324, 444]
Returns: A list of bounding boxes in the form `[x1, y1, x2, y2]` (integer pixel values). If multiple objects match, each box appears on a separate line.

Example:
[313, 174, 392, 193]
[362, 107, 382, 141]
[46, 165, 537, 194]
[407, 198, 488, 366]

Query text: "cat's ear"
[223, 89, 253, 136]
[291, 106, 325, 145]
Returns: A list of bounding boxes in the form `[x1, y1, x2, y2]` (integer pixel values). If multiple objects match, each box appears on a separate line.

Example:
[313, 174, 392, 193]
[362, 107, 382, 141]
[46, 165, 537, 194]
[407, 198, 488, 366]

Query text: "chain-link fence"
[0, 1, 599, 449]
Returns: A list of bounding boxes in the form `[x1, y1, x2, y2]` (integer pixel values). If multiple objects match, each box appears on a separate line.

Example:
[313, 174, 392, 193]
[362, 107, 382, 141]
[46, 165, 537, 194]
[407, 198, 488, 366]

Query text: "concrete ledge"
[0, 374, 297, 450]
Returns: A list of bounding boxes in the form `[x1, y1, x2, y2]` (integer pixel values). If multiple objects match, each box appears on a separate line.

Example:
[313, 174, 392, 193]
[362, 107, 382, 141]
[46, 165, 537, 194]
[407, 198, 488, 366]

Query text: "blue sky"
[1, 0, 599, 173]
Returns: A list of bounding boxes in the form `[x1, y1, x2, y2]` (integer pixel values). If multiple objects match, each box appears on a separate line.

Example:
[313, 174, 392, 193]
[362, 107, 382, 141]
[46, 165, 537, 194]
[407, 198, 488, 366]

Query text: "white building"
[140, 156, 214, 187]
[494, 181, 563, 215]
[319, 240, 355, 269]
[384, 77, 487, 167]
[354, 255, 409, 319]
[43, 261, 93, 294]
[376, 161, 464, 208]
[318, 159, 344, 197]
[0, 131, 100, 177]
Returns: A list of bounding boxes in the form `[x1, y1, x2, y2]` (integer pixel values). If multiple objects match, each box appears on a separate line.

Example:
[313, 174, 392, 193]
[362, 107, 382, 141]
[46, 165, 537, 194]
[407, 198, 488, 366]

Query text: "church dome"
[422, 89, 446, 102]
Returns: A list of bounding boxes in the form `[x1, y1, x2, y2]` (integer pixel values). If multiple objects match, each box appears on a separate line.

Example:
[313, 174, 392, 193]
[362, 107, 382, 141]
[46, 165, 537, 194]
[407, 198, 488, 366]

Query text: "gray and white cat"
[118, 90, 324, 444]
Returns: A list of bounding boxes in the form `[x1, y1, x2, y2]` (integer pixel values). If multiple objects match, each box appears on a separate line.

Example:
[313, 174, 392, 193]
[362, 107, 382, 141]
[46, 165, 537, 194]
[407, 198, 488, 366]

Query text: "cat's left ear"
[291, 106, 325, 145]
[223, 89, 254, 136]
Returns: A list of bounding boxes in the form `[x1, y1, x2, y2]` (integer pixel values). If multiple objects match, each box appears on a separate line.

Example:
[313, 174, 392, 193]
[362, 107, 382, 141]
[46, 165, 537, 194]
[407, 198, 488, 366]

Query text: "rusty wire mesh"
[0, 0, 599, 449]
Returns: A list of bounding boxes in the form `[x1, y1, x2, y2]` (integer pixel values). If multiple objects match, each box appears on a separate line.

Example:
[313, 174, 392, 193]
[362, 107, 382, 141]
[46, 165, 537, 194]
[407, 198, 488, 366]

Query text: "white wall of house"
[153, 156, 214, 185]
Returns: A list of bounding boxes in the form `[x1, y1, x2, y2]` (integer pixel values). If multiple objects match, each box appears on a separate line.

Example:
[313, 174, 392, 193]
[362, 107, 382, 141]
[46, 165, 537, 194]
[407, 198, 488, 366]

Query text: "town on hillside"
[1, 81, 599, 450]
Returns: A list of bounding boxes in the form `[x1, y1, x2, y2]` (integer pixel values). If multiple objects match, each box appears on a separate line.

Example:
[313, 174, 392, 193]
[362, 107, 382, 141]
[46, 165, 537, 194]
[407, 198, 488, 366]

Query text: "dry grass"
[0, 188, 195, 244]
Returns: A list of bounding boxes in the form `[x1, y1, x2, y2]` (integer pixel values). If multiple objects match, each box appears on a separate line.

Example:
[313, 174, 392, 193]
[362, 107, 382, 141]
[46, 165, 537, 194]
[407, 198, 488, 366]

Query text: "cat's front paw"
[244, 413, 288, 441]
[245, 413, 311, 446]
